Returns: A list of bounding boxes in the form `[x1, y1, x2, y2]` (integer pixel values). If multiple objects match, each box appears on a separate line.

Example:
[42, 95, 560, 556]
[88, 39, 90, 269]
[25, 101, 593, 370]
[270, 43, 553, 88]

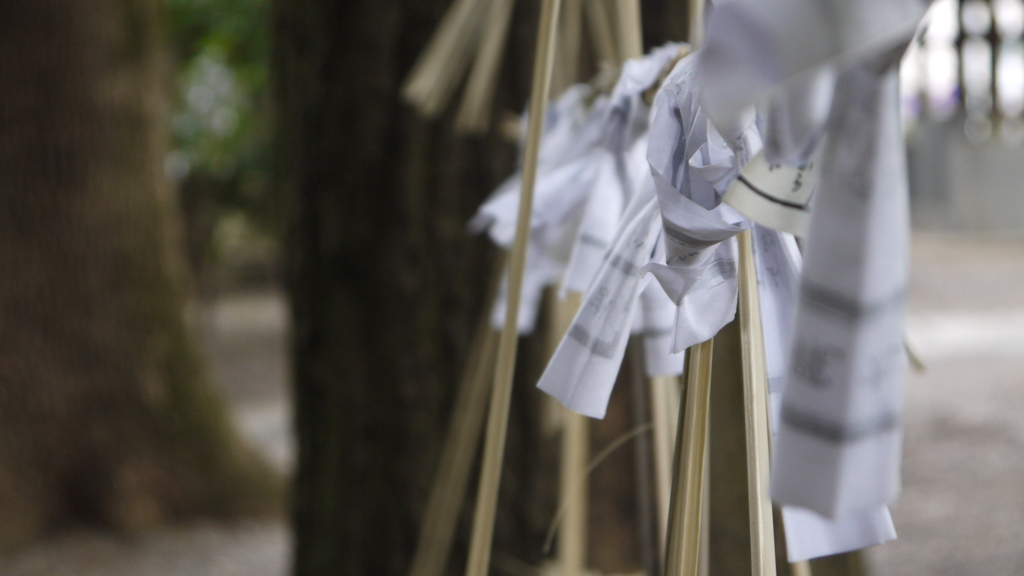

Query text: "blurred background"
[0, 0, 1022, 575]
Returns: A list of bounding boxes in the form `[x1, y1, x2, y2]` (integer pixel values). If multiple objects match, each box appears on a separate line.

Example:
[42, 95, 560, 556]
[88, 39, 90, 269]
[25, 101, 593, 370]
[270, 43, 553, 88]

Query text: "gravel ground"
[2, 233, 1023, 575]
[0, 523, 288, 576]
[0, 290, 294, 576]
[872, 233, 1024, 576]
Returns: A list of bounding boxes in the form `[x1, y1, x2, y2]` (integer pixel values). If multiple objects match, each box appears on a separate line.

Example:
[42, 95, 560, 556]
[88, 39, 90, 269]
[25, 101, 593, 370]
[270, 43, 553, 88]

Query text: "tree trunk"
[273, 0, 554, 573]
[0, 0, 278, 550]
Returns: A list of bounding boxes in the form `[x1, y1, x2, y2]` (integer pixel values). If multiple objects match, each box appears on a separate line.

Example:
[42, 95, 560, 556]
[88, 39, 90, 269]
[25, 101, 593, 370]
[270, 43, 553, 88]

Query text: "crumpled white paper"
[474, 44, 684, 340]
[644, 54, 756, 354]
[540, 47, 902, 559]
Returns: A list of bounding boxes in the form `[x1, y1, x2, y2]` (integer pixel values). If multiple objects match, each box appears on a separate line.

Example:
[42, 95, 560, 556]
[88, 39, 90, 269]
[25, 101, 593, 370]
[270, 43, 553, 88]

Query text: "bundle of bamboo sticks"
[403, 1, 806, 576]
[402, 0, 644, 133]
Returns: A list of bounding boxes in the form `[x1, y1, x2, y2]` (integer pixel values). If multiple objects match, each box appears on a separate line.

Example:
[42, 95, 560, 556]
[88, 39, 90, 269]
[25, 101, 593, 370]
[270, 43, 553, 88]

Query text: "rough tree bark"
[273, 0, 552, 574]
[0, 0, 278, 550]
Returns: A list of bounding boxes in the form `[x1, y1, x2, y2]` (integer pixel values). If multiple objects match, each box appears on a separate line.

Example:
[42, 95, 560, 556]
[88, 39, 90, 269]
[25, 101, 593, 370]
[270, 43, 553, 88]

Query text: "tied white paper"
[723, 69, 834, 238]
[644, 54, 754, 354]
[751, 225, 896, 561]
[771, 60, 910, 519]
[562, 139, 639, 295]
[563, 43, 685, 295]
[476, 44, 684, 334]
[626, 233, 685, 378]
[537, 179, 663, 418]
[539, 53, 768, 418]
[694, 0, 924, 523]
[478, 84, 604, 333]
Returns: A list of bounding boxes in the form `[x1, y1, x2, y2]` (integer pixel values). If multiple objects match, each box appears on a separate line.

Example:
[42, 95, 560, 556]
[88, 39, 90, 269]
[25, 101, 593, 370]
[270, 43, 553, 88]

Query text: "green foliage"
[166, 0, 278, 279]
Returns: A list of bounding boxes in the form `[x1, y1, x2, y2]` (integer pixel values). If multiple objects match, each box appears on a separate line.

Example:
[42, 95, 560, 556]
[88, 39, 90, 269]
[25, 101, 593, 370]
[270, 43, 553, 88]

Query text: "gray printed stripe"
[642, 326, 674, 338]
[780, 405, 899, 443]
[691, 258, 737, 293]
[579, 233, 609, 249]
[799, 281, 906, 322]
[568, 324, 619, 359]
[609, 255, 641, 276]
[662, 221, 722, 250]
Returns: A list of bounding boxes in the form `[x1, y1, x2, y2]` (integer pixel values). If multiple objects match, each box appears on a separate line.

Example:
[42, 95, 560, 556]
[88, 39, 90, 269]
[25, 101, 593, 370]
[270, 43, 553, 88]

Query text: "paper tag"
[723, 147, 821, 237]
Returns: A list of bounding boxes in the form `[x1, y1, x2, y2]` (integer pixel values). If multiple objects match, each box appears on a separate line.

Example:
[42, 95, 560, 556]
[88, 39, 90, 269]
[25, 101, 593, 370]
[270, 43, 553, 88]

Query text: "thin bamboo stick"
[407, 326, 499, 576]
[613, 0, 643, 59]
[548, 294, 588, 576]
[463, 0, 564, 573]
[552, 0, 584, 95]
[560, 408, 589, 576]
[454, 0, 518, 133]
[664, 338, 714, 576]
[401, 0, 488, 116]
[792, 560, 813, 576]
[688, 0, 704, 47]
[584, 0, 619, 66]
[699, 451, 710, 576]
[649, 373, 680, 551]
[737, 230, 777, 576]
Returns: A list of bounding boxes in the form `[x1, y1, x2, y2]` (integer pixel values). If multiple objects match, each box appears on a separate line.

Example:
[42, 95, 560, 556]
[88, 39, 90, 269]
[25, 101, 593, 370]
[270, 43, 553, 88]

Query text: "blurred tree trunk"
[273, 0, 566, 573]
[0, 0, 278, 550]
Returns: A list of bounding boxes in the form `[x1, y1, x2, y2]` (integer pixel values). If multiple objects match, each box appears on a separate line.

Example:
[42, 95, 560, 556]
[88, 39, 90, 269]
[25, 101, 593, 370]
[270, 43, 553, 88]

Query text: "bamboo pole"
[560, 408, 589, 576]
[664, 338, 714, 576]
[454, 0, 517, 133]
[688, 0, 704, 48]
[699, 452, 710, 576]
[792, 560, 813, 576]
[584, 0, 619, 66]
[406, 262, 505, 576]
[463, 0, 564, 573]
[548, 293, 588, 576]
[737, 230, 777, 576]
[401, 0, 488, 116]
[613, 0, 643, 59]
[407, 327, 499, 576]
[649, 373, 680, 550]
[552, 0, 584, 95]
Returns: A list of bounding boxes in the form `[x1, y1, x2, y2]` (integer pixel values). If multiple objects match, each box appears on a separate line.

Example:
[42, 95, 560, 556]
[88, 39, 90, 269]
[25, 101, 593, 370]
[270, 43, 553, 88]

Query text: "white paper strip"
[771, 60, 910, 519]
[537, 180, 662, 418]
[750, 225, 897, 561]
